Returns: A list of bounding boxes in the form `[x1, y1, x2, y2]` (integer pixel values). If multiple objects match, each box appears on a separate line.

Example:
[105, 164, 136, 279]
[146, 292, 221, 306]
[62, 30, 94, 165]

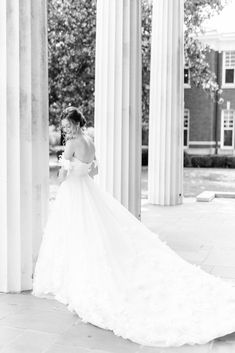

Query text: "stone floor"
[1, 198, 235, 353]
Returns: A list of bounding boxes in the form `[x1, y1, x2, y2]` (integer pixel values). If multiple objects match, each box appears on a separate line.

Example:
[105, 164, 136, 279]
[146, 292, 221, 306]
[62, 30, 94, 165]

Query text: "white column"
[31, 0, 49, 269]
[95, 0, 142, 218]
[148, 0, 184, 206]
[0, 0, 48, 293]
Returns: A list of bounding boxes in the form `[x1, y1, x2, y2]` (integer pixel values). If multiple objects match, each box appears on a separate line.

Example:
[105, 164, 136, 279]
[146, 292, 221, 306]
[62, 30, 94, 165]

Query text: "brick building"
[184, 30, 235, 155]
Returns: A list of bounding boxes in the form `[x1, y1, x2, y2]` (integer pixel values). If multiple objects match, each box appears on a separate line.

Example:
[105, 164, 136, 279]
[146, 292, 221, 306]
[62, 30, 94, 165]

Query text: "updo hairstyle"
[60, 106, 87, 141]
[61, 106, 86, 128]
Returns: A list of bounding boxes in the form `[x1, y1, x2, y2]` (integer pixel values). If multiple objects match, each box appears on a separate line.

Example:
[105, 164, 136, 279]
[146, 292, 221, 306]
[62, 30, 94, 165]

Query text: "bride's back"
[72, 133, 95, 163]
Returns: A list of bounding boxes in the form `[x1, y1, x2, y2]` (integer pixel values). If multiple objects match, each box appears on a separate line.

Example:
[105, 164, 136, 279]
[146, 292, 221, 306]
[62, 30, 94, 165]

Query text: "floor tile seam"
[0, 322, 75, 336]
[10, 327, 62, 336]
[0, 329, 26, 351]
[43, 341, 108, 353]
[41, 337, 65, 353]
[2, 328, 65, 353]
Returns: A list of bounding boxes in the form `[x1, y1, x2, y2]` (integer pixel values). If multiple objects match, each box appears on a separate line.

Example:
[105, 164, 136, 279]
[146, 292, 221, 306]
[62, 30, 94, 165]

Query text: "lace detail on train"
[32, 166, 235, 347]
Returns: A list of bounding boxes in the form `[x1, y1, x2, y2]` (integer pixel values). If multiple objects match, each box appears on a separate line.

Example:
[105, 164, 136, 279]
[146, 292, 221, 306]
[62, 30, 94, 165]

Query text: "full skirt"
[32, 173, 235, 347]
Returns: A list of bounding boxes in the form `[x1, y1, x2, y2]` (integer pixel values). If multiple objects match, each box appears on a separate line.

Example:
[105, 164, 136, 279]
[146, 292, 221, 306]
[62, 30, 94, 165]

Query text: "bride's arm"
[63, 139, 74, 160]
[58, 140, 74, 183]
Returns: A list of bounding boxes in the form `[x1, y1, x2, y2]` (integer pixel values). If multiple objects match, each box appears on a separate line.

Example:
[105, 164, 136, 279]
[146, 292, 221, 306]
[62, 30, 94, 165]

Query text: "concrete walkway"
[141, 198, 235, 282]
[1, 198, 235, 353]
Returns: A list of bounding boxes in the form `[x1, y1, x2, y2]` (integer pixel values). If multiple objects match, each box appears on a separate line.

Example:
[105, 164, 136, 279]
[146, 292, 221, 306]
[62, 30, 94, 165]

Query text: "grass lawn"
[141, 167, 235, 198]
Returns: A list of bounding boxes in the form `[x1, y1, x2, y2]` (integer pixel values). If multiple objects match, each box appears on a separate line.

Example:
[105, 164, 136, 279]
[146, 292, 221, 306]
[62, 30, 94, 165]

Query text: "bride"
[32, 106, 235, 348]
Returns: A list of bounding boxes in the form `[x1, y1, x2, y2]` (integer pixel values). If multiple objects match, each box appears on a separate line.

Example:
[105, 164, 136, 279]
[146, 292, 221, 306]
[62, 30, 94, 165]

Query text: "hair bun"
[61, 106, 86, 127]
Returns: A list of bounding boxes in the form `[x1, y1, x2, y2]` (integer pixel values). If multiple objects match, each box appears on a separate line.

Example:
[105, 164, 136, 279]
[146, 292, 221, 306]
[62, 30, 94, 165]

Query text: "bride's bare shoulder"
[64, 138, 76, 159]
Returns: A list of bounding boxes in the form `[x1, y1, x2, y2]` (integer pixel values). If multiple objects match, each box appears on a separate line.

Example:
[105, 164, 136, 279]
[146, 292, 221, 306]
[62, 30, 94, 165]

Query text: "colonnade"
[0, 0, 184, 292]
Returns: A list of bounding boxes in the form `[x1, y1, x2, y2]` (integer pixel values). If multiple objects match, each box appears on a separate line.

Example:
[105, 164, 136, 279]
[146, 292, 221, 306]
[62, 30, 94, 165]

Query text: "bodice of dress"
[59, 154, 93, 177]
[70, 157, 92, 177]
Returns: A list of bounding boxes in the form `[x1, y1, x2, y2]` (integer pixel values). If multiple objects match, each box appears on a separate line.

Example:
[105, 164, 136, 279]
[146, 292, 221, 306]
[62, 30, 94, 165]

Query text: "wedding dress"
[32, 155, 235, 347]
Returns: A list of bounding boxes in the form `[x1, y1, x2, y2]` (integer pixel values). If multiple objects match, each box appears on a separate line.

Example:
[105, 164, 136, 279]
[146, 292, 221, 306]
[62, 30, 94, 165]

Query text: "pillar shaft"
[95, 0, 142, 218]
[148, 0, 184, 206]
[0, 0, 48, 292]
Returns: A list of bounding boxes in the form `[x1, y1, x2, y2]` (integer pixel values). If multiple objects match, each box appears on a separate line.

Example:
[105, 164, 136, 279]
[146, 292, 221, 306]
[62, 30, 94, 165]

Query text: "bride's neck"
[68, 129, 84, 140]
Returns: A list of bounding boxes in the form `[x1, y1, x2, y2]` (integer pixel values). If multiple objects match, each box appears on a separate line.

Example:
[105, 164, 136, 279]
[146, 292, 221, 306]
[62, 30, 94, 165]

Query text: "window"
[223, 51, 235, 87]
[184, 68, 190, 88]
[184, 109, 190, 147]
[221, 110, 235, 149]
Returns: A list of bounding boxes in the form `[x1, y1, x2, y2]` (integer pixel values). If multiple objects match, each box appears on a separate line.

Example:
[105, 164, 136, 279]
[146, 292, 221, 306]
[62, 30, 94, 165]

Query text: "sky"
[204, 0, 235, 33]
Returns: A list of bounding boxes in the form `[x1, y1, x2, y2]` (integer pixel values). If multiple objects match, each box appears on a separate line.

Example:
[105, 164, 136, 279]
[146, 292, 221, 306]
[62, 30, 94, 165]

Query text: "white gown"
[32, 156, 235, 347]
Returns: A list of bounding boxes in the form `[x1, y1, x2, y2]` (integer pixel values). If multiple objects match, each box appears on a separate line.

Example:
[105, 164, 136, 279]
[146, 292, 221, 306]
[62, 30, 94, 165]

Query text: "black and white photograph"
[1, 0, 235, 352]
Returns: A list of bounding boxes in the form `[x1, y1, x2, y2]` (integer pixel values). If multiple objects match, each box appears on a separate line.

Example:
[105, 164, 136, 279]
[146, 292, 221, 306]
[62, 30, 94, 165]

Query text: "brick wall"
[185, 51, 216, 144]
[185, 49, 235, 154]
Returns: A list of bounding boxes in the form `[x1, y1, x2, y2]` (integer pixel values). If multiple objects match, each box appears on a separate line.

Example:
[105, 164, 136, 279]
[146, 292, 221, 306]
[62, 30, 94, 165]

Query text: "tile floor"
[1, 197, 235, 353]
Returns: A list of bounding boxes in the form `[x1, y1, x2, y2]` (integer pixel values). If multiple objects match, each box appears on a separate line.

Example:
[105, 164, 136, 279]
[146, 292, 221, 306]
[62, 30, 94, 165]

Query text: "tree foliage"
[142, 0, 226, 123]
[184, 0, 226, 93]
[48, 0, 226, 127]
[48, 0, 96, 127]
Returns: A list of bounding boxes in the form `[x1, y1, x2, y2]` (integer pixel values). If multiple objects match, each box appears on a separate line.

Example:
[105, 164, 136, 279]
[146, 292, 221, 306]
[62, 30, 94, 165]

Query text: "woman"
[32, 106, 235, 347]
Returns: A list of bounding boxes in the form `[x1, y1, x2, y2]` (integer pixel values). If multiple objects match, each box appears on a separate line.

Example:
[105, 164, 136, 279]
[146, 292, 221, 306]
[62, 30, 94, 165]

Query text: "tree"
[48, 0, 226, 127]
[184, 0, 226, 93]
[142, 0, 227, 123]
[48, 0, 96, 127]
[142, 1, 152, 124]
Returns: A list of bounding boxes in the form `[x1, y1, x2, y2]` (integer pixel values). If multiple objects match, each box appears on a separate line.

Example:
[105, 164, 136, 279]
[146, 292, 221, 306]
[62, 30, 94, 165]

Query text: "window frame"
[222, 51, 235, 88]
[184, 109, 190, 148]
[184, 67, 191, 89]
[220, 109, 235, 149]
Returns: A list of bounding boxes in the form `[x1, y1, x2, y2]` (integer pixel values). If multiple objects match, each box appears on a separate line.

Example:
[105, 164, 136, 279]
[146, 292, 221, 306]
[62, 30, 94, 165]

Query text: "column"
[0, 0, 48, 293]
[148, 0, 184, 205]
[94, 0, 142, 218]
